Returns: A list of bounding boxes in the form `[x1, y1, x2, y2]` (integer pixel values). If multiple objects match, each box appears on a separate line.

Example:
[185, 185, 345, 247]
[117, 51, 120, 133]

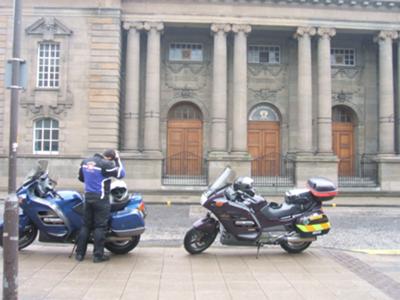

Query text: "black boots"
[93, 255, 110, 263]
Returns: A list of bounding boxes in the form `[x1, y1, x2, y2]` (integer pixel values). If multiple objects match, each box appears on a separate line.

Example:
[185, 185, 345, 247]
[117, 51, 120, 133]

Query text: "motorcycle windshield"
[20, 160, 49, 186]
[207, 166, 236, 195]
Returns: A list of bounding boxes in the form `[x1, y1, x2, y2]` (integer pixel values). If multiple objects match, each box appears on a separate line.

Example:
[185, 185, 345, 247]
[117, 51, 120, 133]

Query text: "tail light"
[138, 201, 146, 217]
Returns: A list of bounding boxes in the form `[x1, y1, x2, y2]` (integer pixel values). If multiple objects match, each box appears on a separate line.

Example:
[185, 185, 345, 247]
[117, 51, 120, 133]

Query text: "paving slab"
[1, 244, 399, 300]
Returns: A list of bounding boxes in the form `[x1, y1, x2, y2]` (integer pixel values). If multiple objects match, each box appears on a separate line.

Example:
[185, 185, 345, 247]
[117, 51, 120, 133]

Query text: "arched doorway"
[167, 102, 203, 176]
[332, 106, 355, 177]
[248, 104, 281, 176]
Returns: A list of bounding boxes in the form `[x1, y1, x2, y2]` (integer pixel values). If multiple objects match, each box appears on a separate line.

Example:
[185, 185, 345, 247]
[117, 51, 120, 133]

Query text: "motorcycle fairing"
[204, 195, 261, 241]
[193, 216, 219, 234]
[19, 190, 83, 238]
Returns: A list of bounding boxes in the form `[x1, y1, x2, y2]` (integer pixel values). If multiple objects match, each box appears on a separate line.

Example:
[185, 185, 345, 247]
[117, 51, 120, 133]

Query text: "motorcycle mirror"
[37, 160, 48, 172]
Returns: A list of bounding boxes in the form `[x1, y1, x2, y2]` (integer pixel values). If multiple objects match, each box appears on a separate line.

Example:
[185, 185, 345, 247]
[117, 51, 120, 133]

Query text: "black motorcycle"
[184, 167, 336, 255]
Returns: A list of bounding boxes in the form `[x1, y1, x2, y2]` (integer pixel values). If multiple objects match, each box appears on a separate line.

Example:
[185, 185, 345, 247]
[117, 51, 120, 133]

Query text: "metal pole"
[3, 0, 22, 299]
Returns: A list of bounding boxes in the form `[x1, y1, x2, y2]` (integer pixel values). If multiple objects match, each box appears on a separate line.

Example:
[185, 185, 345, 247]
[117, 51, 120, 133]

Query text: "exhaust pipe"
[285, 236, 316, 243]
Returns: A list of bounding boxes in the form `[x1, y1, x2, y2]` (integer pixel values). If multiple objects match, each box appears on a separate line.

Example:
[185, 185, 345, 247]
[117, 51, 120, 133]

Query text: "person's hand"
[114, 150, 120, 160]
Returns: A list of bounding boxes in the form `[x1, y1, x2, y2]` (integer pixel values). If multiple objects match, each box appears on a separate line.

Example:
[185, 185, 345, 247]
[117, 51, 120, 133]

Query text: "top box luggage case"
[307, 177, 338, 201]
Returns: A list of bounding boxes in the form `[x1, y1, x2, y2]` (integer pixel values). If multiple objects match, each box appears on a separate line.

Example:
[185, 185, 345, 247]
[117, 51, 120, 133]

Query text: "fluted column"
[143, 22, 164, 153]
[210, 24, 231, 153]
[375, 30, 398, 154]
[232, 24, 251, 153]
[317, 27, 336, 154]
[294, 27, 316, 153]
[123, 22, 143, 152]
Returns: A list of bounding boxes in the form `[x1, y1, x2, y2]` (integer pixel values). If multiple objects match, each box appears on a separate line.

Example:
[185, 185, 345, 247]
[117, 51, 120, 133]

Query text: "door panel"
[167, 120, 202, 175]
[248, 121, 280, 176]
[332, 122, 354, 176]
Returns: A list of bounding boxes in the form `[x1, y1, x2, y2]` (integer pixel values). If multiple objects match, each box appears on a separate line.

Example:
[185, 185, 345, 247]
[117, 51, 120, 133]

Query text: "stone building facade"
[0, 0, 400, 194]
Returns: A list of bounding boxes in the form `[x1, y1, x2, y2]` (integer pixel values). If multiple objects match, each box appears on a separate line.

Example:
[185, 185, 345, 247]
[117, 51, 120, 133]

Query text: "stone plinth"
[207, 152, 251, 183]
[294, 154, 338, 188]
[376, 155, 400, 191]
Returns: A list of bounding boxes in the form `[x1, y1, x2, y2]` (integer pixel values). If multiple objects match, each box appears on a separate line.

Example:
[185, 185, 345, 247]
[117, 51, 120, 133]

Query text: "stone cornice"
[186, 0, 400, 10]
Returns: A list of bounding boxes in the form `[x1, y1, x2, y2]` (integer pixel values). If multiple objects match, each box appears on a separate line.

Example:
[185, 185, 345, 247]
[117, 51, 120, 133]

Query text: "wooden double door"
[332, 122, 355, 176]
[248, 121, 280, 176]
[167, 119, 203, 175]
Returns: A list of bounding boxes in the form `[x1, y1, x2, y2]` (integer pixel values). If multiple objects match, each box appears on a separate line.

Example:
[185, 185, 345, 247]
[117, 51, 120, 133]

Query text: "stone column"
[210, 24, 231, 154]
[123, 22, 143, 152]
[294, 27, 316, 154]
[317, 28, 336, 154]
[143, 22, 164, 154]
[375, 30, 398, 155]
[232, 24, 251, 153]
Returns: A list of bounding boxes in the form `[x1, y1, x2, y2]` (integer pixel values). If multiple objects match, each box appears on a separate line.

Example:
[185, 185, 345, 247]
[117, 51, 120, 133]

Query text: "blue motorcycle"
[0, 160, 146, 254]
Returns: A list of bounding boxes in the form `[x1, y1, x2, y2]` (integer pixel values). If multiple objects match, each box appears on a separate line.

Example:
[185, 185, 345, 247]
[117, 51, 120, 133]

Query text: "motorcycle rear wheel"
[184, 228, 217, 255]
[104, 235, 140, 255]
[280, 240, 312, 254]
[0, 224, 38, 250]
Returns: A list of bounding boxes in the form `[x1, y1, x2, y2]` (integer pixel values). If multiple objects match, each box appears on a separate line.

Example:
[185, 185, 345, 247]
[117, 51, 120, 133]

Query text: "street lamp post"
[3, 0, 23, 299]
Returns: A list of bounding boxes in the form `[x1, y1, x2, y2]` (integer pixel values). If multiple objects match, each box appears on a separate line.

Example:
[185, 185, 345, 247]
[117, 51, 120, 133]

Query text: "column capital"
[374, 30, 399, 42]
[211, 23, 231, 34]
[317, 27, 336, 39]
[294, 27, 317, 38]
[232, 24, 252, 34]
[143, 22, 164, 32]
[123, 21, 144, 31]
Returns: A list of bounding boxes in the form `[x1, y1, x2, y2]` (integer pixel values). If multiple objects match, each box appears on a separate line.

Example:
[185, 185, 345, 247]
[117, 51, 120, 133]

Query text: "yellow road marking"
[352, 249, 400, 255]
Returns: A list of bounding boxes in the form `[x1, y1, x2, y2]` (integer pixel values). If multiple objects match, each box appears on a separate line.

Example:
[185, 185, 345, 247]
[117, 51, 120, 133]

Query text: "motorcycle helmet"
[110, 180, 129, 202]
[233, 176, 255, 197]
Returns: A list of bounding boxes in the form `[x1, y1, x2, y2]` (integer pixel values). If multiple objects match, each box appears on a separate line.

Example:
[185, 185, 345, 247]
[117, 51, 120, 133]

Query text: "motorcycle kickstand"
[256, 243, 264, 259]
[69, 241, 77, 259]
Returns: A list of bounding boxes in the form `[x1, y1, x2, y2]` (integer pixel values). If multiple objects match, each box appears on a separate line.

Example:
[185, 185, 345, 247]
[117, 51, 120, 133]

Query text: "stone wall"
[88, 13, 121, 151]
[0, 14, 8, 154]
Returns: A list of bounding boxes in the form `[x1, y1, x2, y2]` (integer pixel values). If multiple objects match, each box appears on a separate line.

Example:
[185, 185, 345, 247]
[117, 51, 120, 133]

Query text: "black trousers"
[76, 193, 110, 258]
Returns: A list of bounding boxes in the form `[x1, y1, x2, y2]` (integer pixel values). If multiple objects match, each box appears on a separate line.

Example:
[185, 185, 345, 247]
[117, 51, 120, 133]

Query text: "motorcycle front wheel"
[0, 224, 38, 250]
[184, 228, 217, 255]
[105, 235, 140, 255]
[280, 240, 312, 254]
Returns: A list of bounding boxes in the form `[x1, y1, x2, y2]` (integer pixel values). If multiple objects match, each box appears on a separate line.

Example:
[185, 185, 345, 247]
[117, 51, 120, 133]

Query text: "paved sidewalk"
[1, 244, 399, 300]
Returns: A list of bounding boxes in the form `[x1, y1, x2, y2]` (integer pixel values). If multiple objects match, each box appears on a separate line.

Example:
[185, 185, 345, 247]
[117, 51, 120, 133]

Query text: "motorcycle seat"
[260, 202, 304, 220]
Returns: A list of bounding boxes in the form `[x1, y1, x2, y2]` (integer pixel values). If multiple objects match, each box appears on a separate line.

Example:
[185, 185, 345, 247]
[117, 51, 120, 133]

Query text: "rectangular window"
[33, 118, 59, 154]
[331, 48, 355, 66]
[169, 43, 203, 62]
[248, 45, 280, 64]
[37, 42, 60, 88]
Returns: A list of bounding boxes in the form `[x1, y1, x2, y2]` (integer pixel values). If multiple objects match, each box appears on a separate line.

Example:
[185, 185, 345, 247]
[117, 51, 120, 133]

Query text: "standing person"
[75, 149, 125, 263]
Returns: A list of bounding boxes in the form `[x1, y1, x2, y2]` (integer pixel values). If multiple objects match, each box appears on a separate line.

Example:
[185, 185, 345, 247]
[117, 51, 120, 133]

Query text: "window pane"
[33, 118, 59, 154]
[35, 141, 41, 151]
[51, 142, 59, 151]
[169, 43, 203, 62]
[37, 42, 60, 88]
[52, 130, 59, 140]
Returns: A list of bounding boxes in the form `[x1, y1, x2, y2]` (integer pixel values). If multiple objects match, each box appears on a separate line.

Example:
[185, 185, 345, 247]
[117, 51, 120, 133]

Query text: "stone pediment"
[26, 17, 72, 40]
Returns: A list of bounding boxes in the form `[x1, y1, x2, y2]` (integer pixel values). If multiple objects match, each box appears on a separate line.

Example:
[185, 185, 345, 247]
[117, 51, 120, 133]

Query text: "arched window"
[33, 118, 59, 154]
[332, 106, 354, 123]
[168, 102, 202, 120]
[249, 104, 280, 121]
